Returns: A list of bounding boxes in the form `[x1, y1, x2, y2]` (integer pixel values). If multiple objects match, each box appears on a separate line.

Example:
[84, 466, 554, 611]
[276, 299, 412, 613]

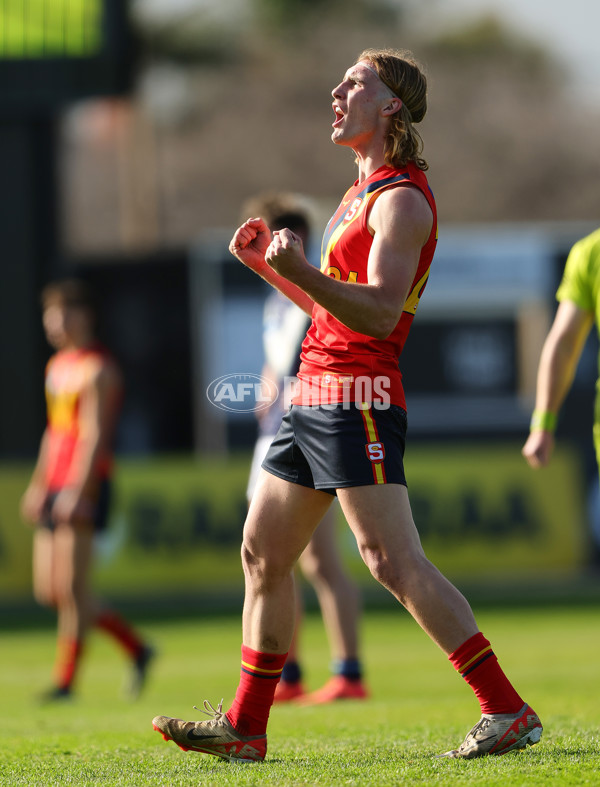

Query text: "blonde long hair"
[357, 48, 428, 171]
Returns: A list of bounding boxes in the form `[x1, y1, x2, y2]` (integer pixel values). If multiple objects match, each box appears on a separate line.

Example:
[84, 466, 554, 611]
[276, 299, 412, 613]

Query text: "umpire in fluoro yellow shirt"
[523, 227, 600, 470]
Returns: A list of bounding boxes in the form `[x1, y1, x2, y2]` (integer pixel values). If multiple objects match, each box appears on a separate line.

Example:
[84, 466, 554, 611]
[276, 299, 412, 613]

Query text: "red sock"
[95, 610, 144, 659]
[226, 645, 287, 736]
[54, 637, 84, 691]
[449, 632, 524, 715]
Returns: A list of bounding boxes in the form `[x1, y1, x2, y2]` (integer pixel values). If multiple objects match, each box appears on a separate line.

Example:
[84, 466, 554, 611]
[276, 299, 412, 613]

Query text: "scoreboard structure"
[0, 0, 134, 110]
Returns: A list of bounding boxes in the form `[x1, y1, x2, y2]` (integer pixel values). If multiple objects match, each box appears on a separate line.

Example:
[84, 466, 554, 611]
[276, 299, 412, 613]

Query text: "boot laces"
[192, 699, 225, 721]
[467, 716, 491, 741]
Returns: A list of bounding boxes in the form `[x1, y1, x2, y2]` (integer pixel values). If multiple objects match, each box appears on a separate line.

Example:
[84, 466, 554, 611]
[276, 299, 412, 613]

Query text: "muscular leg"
[241, 470, 333, 654]
[337, 483, 478, 654]
[336, 483, 541, 754]
[298, 504, 360, 661]
[153, 472, 333, 748]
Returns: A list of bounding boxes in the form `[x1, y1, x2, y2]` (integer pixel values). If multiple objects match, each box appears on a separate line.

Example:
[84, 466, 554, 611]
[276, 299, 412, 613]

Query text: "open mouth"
[332, 105, 344, 127]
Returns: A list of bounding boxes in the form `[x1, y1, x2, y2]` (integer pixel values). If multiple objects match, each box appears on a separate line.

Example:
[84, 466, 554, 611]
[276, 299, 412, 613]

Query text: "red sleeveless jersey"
[44, 343, 119, 490]
[293, 162, 437, 410]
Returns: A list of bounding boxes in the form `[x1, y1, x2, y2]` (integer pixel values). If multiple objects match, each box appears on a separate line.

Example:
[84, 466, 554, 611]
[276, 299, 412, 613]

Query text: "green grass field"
[2, 604, 600, 786]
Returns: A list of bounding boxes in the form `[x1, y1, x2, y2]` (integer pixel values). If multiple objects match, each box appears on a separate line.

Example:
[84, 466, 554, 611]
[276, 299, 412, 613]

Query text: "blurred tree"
[420, 14, 600, 221]
[253, 0, 402, 32]
[427, 14, 562, 87]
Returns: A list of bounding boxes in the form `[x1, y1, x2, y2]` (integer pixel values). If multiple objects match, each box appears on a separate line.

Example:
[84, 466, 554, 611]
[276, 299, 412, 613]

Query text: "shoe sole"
[152, 724, 264, 762]
[438, 723, 543, 759]
[494, 724, 543, 755]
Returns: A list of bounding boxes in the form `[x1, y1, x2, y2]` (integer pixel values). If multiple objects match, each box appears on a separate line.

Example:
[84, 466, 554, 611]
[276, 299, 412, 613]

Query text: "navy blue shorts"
[262, 404, 407, 495]
[41, 479, 112, 533]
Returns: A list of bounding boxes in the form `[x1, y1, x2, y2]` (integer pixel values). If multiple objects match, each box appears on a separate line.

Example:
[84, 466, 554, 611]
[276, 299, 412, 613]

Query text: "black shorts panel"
[40, 479, 112, 533]
[262, 404, 407, 494]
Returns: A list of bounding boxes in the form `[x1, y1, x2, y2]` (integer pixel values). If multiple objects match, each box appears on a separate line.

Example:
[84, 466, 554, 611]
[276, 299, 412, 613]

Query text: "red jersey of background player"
[44, 343, 119, 490]
[293, 163, 437, 410]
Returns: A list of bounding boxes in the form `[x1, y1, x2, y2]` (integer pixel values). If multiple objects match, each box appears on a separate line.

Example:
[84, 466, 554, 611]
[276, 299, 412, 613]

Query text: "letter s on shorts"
[365, 442, 385, 462]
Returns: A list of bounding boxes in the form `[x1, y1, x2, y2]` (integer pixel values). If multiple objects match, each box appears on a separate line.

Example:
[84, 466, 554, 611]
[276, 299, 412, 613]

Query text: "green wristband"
[530, 410, 557, 433]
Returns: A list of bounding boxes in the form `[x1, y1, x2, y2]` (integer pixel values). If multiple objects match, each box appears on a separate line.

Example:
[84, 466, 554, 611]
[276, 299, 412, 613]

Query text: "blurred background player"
[523, 227, 600, 472]
[20, 279, 154, 702]
[244, 191, 368, 704]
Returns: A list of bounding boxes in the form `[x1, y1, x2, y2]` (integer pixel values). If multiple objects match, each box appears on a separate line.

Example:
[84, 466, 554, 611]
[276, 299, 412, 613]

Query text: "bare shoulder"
[370, 184, 433, 243]
[84, 352, 122, 390]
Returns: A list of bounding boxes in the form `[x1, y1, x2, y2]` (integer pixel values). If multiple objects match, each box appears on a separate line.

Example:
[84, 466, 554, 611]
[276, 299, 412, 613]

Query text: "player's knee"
[33, 586, 57, 608]
[53, 586, 73, 608]
[241, 541, 256, 574]
[361, 546, 396, 588]
[53, 574, 86, 607]
[241, 541, 290, 590]
[359, 544, 416, 597]
[298, 548, 321, 582]
[299, 550, 351, 593]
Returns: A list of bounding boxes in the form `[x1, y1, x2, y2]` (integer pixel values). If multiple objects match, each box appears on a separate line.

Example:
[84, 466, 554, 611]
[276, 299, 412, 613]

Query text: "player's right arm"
[20, 429, 51, 524]
[229, 218, 315, 316]
[522, 299, 594, 469]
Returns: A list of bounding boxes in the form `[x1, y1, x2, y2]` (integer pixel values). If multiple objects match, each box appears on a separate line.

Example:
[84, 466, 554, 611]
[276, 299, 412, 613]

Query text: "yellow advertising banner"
[0, 443, 589, 604]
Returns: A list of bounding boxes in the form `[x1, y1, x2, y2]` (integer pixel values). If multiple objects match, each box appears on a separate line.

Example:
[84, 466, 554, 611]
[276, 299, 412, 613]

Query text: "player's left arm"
[51, 358, 122, 524]
[265, 185, 432, 339]
[364, 185, 432, 335]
